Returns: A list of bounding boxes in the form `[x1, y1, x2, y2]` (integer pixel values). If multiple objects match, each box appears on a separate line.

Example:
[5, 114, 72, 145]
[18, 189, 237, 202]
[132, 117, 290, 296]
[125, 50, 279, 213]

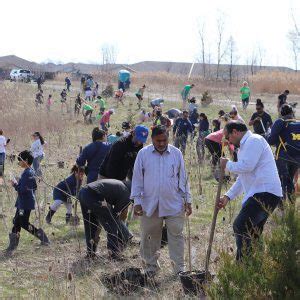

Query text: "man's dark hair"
[281, 104, 293, 117]
[18, 150, 34, 165]
[199, 113, 207, 119]
[92, 127, 105, 142]
[225, 121, 248, 133]
[218, 110, 225, 117]
[182, 110, 189, 114]
[256, 98, 264, 108]
[284, 90, 290, 94]
[151, 125, 167, 137]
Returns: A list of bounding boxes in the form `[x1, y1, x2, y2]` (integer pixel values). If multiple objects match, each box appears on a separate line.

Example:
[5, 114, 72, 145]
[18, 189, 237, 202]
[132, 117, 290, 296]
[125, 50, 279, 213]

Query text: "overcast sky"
[0, 0, 299, 68]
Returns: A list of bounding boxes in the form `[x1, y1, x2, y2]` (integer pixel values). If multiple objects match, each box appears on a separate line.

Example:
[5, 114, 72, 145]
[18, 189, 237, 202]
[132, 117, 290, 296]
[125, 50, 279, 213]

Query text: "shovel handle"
[205, 167, 225, 275]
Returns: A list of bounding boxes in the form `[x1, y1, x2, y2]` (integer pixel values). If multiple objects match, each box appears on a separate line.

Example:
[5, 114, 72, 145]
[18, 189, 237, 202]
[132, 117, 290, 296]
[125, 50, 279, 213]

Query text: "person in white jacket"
[30, 132, 45, 178]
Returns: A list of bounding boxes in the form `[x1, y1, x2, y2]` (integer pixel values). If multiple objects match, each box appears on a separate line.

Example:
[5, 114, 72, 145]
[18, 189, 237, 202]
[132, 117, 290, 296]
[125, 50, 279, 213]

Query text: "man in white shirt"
[131, 125, 192, 276]
[218, 121, 282, 260]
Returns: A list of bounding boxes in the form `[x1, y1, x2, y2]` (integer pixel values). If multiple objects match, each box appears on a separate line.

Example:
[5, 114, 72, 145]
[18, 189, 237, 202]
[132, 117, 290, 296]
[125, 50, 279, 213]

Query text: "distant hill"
[0, 55, 294, 79]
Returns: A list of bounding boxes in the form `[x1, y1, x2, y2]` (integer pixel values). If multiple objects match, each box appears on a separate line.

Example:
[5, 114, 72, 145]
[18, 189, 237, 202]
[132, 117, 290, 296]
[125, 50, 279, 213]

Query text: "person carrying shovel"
[217, 121, 282, 260]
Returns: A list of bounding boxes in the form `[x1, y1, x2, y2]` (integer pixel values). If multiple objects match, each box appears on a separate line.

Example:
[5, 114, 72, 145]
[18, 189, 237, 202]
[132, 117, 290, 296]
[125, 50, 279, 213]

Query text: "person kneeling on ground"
[5, 150, 50, 255]
[46, 165, 85, 224]
[218, 121, 282, 261]
[79, 179, 133, 260]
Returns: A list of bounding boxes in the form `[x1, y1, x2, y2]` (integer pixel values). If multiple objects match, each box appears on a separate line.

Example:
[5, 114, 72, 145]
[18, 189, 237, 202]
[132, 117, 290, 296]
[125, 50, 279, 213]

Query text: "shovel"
[205, 167, 225, 278]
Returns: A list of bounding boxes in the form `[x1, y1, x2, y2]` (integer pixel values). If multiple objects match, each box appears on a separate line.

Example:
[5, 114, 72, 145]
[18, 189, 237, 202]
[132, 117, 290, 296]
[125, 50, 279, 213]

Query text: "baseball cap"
[134, 125, 149, 143]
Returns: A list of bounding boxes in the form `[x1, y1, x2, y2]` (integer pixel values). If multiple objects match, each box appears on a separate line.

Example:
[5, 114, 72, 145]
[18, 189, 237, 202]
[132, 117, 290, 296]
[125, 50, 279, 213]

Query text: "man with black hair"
[5, 150, 50, 255]
[249, 99, 273, 136]
[131, 125, 192, 276]
[79, 179, 132, 259]
[76, 128, 111, 183]
[268, 104, 300, 201]
[218, 121, 282, 260]
[278, 90, 289, 113]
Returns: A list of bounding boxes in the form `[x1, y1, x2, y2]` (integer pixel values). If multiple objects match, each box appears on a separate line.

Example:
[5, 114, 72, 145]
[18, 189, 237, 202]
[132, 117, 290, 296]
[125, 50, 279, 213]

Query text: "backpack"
[277, 119, 300, 158]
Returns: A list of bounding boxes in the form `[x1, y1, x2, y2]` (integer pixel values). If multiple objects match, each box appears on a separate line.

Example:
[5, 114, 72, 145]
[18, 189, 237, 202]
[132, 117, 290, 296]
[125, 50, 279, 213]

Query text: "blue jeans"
[33, 155, 43, 177]
[79, 186, 131, 255]
[0, 153, 5, 176]
[233, 192, 280, 260]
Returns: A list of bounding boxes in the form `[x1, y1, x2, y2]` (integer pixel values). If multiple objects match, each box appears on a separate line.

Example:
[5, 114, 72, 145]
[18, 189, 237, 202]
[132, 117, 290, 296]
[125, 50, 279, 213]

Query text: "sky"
[0, 0, 299, 68]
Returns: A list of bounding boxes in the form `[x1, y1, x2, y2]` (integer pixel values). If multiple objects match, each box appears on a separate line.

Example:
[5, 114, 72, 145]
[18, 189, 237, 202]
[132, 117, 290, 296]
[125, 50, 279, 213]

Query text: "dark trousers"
[0, 153, 5, 176]
[12, 209, 38, 235]
[174, 135, 188, 155]
[87, 171, 99, 184]
[205, 139, 222, 166]
[79, 187, 131, 255]
[276, 156, 299, 201]
[233, 192, 280, 260]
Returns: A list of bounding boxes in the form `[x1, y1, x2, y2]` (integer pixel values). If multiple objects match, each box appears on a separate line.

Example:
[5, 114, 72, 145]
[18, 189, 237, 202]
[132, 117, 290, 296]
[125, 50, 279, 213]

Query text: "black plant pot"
[57, 161, 65, 169]
[179, 270, 209, 295]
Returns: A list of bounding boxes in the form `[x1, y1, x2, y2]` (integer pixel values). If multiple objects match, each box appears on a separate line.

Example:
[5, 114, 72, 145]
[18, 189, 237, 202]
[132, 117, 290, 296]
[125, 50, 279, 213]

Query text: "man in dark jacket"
[76, 128, 111, 183]
[267, 104, 300, 201]
[5, 150, 50, 255]
[79, 179, 132, 259]
[173, 110, 193, 155]
[99, 125, 149, 181]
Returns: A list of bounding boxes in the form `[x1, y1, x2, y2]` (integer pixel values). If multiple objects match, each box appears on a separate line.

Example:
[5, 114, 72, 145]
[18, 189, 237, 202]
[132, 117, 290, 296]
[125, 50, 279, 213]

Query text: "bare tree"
[216, 14, 228, 80]
[100, 43, 118, 82]
[288, 30, 300, 72]
[198, 21, 206, 78]
[227, 36, 238, 86]
[257, 45, 265, 70]
[250, 49, 257, 76]
[288, 11, 300, 72]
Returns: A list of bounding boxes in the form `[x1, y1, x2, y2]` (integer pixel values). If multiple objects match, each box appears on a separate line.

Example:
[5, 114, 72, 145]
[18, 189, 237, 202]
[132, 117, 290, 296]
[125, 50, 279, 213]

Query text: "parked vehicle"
[10, 69, 33, 82]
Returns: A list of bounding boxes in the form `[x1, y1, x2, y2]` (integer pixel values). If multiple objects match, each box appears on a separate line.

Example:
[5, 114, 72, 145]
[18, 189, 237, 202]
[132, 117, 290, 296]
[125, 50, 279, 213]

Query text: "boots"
[34, 228, 50, 246]
[45, 209, 56, 224]
[66, 213, 72, 224]
[5, 232, 20, 254]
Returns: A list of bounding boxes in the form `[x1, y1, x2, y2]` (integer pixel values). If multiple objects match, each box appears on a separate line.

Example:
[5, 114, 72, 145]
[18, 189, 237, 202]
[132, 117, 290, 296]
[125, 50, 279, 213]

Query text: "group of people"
[1, 79, 299, 282]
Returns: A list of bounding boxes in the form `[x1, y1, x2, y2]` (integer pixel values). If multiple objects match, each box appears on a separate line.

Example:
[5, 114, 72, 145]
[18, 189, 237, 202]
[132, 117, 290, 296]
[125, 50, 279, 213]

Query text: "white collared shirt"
[225, 131, 282, 205]
[130, 144, 191, 217]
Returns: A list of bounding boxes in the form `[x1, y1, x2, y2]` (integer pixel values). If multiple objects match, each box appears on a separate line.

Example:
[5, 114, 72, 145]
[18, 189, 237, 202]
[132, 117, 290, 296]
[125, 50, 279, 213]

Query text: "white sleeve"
[130, 151, 144, 206]
[225, 176, 244, 201]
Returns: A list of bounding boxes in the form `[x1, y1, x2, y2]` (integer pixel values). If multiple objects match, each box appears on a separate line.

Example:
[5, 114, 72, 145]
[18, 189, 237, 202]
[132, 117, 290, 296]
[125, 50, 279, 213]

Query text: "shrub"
[208, 204, 300, 299]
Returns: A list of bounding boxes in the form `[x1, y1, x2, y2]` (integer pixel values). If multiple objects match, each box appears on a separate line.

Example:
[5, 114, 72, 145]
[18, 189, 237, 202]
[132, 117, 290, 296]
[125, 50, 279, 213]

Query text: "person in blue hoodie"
[45, 165, 85, 224]
[267, 104, 300, 202]
[5, 150, 50, 255]
[76, 127, 111, 183]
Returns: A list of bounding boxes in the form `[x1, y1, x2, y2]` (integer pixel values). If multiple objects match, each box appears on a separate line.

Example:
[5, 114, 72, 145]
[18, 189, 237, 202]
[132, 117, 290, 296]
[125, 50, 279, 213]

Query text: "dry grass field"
[0, 77, 298, 298]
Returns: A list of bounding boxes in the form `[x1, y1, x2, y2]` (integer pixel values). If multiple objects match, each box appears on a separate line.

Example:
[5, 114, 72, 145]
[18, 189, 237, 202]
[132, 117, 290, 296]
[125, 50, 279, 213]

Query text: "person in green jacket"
[240, 81, 251, 110]
[181, 84, 194, 110]
[83, 103, 94, 124]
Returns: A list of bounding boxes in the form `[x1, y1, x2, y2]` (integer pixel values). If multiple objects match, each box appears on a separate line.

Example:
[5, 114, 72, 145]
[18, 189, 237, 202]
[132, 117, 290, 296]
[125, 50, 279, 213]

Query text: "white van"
[10, 69, 32, 82]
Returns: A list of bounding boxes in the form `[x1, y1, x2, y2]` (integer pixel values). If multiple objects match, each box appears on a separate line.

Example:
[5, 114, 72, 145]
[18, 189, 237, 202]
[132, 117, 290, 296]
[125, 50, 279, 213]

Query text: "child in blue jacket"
[6, 150, 50, 255]
[46, 165, 85, 224]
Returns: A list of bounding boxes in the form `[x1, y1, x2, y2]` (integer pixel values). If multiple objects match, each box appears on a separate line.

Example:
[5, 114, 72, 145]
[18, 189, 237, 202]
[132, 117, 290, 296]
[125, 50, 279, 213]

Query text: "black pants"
[233, 192, 280, 260]
[205, 139, 222, 166]
[276, 156, 300, 201]
[12, 209, 38, 235]
[79, 187, 131, 255]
